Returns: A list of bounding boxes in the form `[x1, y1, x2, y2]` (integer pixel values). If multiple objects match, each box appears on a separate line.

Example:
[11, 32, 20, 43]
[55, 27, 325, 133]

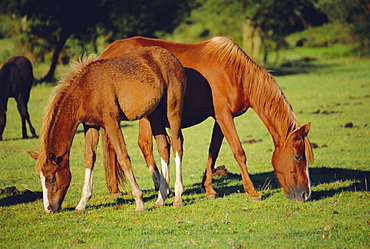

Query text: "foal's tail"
[102, 129, 125, 195]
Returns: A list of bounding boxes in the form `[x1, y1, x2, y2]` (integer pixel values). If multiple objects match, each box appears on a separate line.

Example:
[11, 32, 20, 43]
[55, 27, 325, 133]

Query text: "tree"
[169, 0, 327, 64]
[0, 0, 195, 82]
[317, 0, 370, 55]
[240, 0, 327, 64]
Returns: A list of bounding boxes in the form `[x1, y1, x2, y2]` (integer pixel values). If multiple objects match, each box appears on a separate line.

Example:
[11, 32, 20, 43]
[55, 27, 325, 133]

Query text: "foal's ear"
[48, 153, 63, 165]
[28, 151, 39, 160]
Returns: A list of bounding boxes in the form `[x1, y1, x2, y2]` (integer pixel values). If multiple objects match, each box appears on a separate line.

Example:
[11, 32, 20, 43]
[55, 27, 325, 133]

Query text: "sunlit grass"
[0, 53, 369, 248]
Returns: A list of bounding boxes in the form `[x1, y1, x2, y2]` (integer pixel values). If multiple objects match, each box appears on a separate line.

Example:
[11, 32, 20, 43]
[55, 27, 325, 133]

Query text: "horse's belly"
[119, 94, 162, 121]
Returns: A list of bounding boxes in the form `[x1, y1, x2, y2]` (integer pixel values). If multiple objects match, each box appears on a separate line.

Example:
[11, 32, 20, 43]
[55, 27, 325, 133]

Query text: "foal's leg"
[75, 125, 100, 211]
[146, 109, 171, 207]
[138, 118, 161, 190]
[152, 131, 171, 208]
[105, 121, 144, 213]
[201, 121, 223, 198]
[167, 112, 184, 207]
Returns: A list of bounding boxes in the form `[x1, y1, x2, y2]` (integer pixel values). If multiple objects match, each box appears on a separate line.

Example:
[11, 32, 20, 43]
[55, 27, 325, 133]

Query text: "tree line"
[0, 0, 368, 82]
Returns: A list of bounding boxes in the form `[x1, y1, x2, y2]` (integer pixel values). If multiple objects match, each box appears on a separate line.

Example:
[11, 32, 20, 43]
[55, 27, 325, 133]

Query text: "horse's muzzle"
[47, 204, 62, 213]
[286, 185, 311, 202]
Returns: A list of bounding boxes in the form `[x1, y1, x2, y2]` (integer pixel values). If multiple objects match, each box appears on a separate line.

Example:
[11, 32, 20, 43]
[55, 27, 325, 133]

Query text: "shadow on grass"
[1, 167, 368, 209]
[267, 57, 332, 76]
[183, 167, 370, 202]
[0, 190, 42, 207]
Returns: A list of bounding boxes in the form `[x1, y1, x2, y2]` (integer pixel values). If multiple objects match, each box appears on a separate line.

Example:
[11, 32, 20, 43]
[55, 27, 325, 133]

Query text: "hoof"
[205, 193, 217, 199]
[173, 201, 184, 207]
[111, 192, 122, 197]
[249, 196, 262, 201]
[135, 207, 145, 213]
[74, 209, 85, 213]
[153, 201, 164, 208]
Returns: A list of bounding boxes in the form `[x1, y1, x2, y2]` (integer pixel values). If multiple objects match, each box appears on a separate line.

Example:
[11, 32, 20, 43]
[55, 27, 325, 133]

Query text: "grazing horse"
[100, 36, 314, 203]
[28, 46, 186, 213]
[0, 56, 37, 140]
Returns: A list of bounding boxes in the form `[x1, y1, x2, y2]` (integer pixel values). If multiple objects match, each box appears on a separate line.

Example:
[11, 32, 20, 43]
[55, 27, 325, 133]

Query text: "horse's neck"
[247, 76, 299, 148]
[45, 98, 80, 156]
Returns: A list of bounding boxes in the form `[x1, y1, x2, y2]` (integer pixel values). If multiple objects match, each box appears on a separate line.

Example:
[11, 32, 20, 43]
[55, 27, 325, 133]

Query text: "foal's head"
[271, 123, 313, 202]
[29, 151, 71, 213]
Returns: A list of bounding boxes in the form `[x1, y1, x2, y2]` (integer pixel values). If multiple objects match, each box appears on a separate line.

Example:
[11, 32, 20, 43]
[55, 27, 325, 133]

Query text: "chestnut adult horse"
[0, 56, 37, 140]
[28, 46, 186, 213]
[100, 36, 314, 203]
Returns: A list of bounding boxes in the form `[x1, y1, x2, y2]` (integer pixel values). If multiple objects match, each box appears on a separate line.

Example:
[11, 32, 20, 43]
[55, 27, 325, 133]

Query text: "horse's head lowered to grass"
[272, 123, 314, 202]
[29, 151, 71, 213]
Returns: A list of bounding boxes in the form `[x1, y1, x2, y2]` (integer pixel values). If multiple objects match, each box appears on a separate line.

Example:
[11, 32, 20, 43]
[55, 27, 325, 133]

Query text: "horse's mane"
[36, 54, 99, 172]
[201, 37, 313, 162]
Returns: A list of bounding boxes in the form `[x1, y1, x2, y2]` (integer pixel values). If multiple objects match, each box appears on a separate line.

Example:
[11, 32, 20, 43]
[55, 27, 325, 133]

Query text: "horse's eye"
[47, 177, 56, 183]
[294, 155, 303, 162]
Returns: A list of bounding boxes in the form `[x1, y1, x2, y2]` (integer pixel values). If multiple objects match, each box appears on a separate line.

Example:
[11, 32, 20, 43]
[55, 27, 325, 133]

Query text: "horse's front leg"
[171, 131, 184, 207]
[104, 120, 144, 213]
[216, 113, 261, 200]
[75, 125, 100, 211]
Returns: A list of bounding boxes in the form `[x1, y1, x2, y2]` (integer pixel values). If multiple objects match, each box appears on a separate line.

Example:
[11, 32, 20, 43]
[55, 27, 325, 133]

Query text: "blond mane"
[36, 54, 99, 172]
[201, 37, 306, 142]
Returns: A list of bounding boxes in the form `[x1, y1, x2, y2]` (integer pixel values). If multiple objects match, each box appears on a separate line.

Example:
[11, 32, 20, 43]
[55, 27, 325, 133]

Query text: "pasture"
[0, 55, 369, 248]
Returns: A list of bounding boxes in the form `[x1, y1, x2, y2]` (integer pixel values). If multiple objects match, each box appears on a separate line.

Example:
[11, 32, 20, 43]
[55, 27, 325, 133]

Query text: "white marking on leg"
[75, 168, 93, 211]
[174, 152, 184, 206]
[40, 173, 50, 213]
[154, 158, 169, 207]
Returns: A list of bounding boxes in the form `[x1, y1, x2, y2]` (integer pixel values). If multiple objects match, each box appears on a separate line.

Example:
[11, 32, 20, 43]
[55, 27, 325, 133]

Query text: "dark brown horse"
[0, 56, 37, 140]
[28, 46, 186, 213]
[100, 36, 314, 203]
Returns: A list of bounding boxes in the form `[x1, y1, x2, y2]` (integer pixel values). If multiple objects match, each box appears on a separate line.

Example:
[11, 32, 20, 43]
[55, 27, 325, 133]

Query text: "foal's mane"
[36, 54, 99, 172]
[201, 37, 313, 162]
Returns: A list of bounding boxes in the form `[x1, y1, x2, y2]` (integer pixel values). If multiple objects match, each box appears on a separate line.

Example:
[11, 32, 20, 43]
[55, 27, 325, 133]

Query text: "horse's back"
[0, 56, 33, 98]
[82, 47, 185, 121]
[100, 38, 215, 126]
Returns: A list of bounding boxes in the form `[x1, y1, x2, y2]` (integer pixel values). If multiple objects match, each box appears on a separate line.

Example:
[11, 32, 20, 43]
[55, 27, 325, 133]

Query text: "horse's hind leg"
[0, 102, 7, 141]
[138, 118, 161, 190]
[15, 97, 36, 139]
[201, 121, 223, 198]
[75, 125, 100, 211]
[105, 120, 144, 213]
[166, 109, 184, 207]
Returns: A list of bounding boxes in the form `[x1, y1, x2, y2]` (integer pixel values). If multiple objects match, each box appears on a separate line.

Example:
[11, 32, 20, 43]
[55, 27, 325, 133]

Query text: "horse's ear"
[292, 123, 311, 140]
[48, 153, 63, 165]
[28, 151, 39, 160]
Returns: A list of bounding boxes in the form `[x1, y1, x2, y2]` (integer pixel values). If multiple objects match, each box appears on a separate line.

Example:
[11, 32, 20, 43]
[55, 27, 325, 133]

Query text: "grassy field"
[0, 53, 369, 248]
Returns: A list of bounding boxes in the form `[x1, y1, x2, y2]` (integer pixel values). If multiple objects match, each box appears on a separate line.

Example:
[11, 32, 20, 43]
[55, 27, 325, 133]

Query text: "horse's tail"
[102, 129, 125, 195]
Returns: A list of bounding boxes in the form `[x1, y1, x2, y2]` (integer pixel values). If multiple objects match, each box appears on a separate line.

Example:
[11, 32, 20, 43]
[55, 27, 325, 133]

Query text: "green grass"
[0, 55, 369, 248]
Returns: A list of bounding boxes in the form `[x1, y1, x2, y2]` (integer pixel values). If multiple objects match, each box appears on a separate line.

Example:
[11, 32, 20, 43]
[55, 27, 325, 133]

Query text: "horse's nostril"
[302, 191, 310, 201]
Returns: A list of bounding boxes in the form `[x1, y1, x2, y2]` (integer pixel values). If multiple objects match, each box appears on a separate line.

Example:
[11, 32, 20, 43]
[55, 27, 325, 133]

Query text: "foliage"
[0, 48, 369, 248]
[285, 22, 353, 48]
[0, 0, 196, 82]
[164, 0, 327, 64]
[316, 0, 370, 55]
